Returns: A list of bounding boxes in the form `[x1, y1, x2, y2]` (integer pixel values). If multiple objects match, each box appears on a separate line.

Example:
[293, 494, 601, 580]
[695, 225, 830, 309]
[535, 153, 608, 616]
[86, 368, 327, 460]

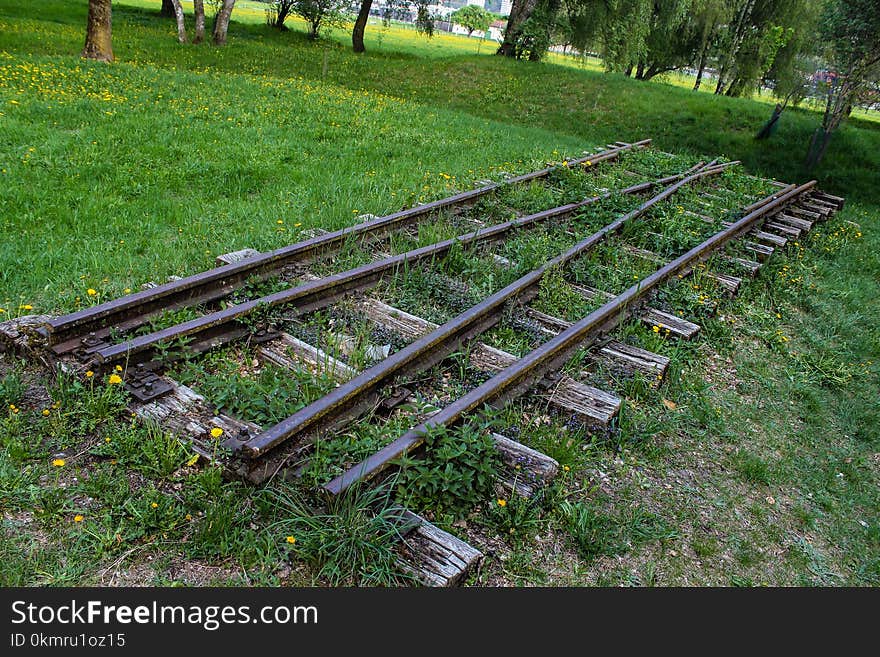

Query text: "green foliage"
[290, 0, 349, 39]
[395, 421, 500, 521]
[173, 351, 336, 426]
[0, 369, 25, 408]
[482, 492, 544, 546]
[90, 420, 190, 479]
[263, 479, 415, 586]
[450, 5, 493, 37]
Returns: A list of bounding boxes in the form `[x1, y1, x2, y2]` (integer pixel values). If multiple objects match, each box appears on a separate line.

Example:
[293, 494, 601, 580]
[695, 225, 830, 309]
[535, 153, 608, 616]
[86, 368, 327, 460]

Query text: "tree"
[352, 0, 372, 53]
[806, 0, 880, 167]
[690, 0, 729, 90]
[266, 0, 296, 29]
[160, 0, 175, 17]
[212, 0, 237, 45]
[630, 0, 694, 80]
[451, 5, 493, 37]
[168, 0, 207, 44]
[711, 0, 806, 97]
[352, 0, 434, 53]
[292, 0, 348, 39]
[169, 0, 188, 43]
[193, 0, 206, 43]
[82, 0, 113, 62]
[497, 0, 540, 57]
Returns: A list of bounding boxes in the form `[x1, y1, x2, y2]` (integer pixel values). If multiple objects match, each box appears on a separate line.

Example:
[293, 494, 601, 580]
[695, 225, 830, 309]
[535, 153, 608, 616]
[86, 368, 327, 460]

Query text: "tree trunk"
[193, 0, 206, 43]
[212, 0, 236, 46]
[693, 42, 709, 91]
[624, 64, 633, 77]
[82, 0, 113, 62]
[693, 15, 716, 91]
[170, 0, 187, 43]
[160, 0, 175, 17]
[352, 0, 373, 53]
[635, 62, 645, 80]
[714, 0, 754, 96]
[805, 128, 832, 169]
[497, 0, 539, 57]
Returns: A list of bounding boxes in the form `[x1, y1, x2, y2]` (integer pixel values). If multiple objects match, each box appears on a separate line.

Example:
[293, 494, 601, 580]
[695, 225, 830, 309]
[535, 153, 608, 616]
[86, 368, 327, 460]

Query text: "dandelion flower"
[85, 370, 94, 378]
[123, 288, 131, 294]
[277, 219, 283, 225]
[151, 502, 158, 509]
[210, 427, 223, 438]
[20, 304, 33, 311]
[74, 515, 84, 523]
[52, 458, 65, 467]
[42, 409, 50, 416]
[108, 374, 122, 385]
[652, 325, 660, 333]
[0, 308, 5, 314]
[562, 465, 570, 472]
[115, 365, 123, 372]
[87, 289, 97, 296]
[497, 498, 507, 507]
[286, 536, 296, 544]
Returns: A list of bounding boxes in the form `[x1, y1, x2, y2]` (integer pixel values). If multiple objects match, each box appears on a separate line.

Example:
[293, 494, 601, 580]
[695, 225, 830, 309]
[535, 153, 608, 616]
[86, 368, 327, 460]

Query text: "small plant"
[31, 486, 70, 524]
[263, 479, 415, 586]
[92, 421, 190, 480]
[482, 491, 544, 546]
[557, 500, 624, 561]
[533, 265, 592, 321]
[174, 354, 336, 426]
[0, 369, 26, 408]
[395, 420, 500, 521]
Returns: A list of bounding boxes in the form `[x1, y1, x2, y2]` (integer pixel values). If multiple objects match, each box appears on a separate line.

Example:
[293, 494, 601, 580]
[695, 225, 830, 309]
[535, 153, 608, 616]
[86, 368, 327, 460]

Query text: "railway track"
[1, 141, 845, 586]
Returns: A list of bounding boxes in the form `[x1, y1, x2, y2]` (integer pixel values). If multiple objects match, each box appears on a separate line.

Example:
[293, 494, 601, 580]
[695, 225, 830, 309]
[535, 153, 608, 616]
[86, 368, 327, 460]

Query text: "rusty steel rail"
[92, 164, 711, 368]
[227, 160, 737, 458]
[324, 179, 816, 495]
[41, 141, 650, 353]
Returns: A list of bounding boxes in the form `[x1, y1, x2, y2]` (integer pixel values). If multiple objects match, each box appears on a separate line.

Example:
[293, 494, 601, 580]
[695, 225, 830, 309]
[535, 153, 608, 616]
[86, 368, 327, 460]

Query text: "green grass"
[0, 0, 878, 587]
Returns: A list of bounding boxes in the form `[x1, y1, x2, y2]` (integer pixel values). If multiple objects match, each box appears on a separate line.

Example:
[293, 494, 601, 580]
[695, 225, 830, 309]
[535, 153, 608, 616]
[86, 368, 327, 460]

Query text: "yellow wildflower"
[42, 409, 50, 416]
[151, 502, 158, 509]
[87, 289, 97, 296]
[108, 374, 122, 385]
[85, 370, 94, 378]
[497, 498, 507, 507]
[186, 453, 199, 467]
[115, 365, 123, 372]
[652, 325, 661, 333]
[74, 515, 84, 523]
[286, 536, 297, 544]
[20, 304, 33, 311]
[123, 288, 131, 294]
[277, 219, 283, 225]
[52, 458, 65, 467]
[210, 427, 223, 438]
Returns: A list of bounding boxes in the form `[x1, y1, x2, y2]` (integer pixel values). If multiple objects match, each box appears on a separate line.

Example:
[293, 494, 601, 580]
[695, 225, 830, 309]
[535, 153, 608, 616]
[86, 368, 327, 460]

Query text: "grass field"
[0, 0, 877, 587]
